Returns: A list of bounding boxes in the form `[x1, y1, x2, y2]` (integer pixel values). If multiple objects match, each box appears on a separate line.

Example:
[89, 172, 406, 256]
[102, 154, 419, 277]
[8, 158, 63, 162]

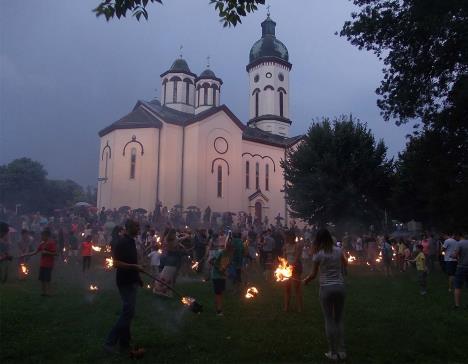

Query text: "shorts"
[454, 266, 468, 289]
[445, 261, 457, 276]
[39, 267, 52, 282]
[212, 279, 226, 295]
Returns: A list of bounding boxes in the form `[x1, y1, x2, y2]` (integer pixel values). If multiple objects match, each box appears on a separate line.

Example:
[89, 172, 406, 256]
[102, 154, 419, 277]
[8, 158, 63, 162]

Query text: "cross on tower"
[179, 45, 183, 58]
[267, 4, 271, 17]
[206, 55, 211, 68]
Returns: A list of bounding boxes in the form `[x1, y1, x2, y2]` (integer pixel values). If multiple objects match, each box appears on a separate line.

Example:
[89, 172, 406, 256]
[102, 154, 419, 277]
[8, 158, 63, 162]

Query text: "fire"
[156, 236, 161, 243]
[105, 257, 114, 269]
[20, 263, 29, 275]
[157, 249, 163, 254]
[245, 287, 259, 299]
[295, 237, 299, 243]
[376, 257, 382, 263]
[274, 257, 293, 282]
[181, 296, 195, 306]
[191, 261, 199, 270]
[146, 284, 151, 289]
[105, 245, 111, 253]
[63, 258, 68, 264]
[366, 262, 370, 266]
[92, 245, 102, 252]
[89, 284, 99, 291]
[347, 254, 357, 263]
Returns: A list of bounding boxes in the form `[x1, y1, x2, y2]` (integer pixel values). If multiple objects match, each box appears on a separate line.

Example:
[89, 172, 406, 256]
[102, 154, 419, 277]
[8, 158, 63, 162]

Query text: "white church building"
[97, 15, 303, 224]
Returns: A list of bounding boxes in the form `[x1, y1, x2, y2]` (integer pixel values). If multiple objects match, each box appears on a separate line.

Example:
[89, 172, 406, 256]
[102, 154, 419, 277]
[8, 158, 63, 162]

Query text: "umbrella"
[186, 206, 199, 210]
[75, 202, 91, 207]
[118, 206, 131, 212]
[133, 208, 147, 214]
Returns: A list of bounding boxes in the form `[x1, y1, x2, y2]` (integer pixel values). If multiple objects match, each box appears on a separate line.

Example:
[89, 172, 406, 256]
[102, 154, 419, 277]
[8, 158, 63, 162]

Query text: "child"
[411, 245, 427, 295]
[403, 243, 412, 272]
[148, 246, 162, 276]
[24, 229, 57, 296]
[81, 236, 93, 272]
[210, 238, 234, 316]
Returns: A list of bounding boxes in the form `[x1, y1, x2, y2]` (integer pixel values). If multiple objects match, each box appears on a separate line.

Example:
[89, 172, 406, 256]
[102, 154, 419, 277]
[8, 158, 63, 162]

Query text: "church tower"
[160, 57, 196, 114]
[195, 65, 223, 114]
[247, 14, 292, 137]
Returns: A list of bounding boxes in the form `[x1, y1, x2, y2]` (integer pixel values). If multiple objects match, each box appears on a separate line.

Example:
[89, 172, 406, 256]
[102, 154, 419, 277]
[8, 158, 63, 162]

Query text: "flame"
[347, 255, 357, 263]
[157, 249, 163, 254]
[376, 257, 382, 263]
[105, 257, 114, 269]
[20, 263, 29, 275]
[245, 287, 259, 299]
[191, 261, 199, 270]
[255, 253, 259, 257]
[92, 245, 102, 252]
[366, 262, 370, 266]
[62, 247, 66, 252]
[146, 284, 151, 289]
[181, 296, 195, 306]
[63, 258, 68, 264]
[89, 284, 99, 291]
[274, 257, 293, 282]
[295, 237, 299, 243]
[105, 245, 111, 253]
[81, 233, 85, 237]
[156, 237, 161, 243]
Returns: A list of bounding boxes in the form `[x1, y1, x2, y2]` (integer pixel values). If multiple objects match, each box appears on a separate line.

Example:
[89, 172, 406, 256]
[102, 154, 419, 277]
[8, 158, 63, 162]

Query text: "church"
[97, 15, 303, 225]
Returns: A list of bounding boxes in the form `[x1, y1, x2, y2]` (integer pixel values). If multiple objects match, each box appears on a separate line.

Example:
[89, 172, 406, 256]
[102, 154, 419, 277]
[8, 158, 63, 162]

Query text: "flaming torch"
[105, 257, 114, 269]
[274, 257, 293, 282]
[89, 284, 99, 291]
[20, 263, 29, 276]
[92, 245, 102, 252]
[245, 287, 259, 299]
[347, 252, 357, 263]
[191, 261, 199, 270]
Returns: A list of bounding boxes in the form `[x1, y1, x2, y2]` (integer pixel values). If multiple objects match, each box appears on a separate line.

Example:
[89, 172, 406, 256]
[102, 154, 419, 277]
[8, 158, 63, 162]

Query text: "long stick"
[141, 270, 184, 298]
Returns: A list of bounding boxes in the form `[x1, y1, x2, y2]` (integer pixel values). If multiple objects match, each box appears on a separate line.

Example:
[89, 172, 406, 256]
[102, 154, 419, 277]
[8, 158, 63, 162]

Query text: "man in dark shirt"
[104, 219, 143, 355]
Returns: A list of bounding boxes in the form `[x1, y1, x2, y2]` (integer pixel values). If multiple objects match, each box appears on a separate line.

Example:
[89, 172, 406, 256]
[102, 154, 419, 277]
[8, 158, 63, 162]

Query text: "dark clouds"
[0, 0, 413, 186]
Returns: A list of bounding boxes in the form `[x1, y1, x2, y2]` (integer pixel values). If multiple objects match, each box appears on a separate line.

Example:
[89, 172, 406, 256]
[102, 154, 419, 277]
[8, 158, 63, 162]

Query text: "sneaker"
[216, 310, 224, 316]
[324, 352, 338, 361]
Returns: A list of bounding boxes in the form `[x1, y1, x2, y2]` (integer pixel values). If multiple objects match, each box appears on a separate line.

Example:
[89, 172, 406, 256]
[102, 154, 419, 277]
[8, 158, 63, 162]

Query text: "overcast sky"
[0, 0, 414, 187]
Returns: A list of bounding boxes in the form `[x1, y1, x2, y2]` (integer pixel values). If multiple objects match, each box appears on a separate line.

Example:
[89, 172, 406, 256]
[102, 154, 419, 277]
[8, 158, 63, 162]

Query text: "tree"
[0, 158, 88, 214]
[393, 127, 468, 231]
[340, 0, 468, 127]
[282, 116, 394, 233]
[94, 0, 265, 26]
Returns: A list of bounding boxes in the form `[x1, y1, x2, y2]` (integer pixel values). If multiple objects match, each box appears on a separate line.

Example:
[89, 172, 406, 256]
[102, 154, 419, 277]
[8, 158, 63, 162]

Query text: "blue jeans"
[105, 284, 138, 348]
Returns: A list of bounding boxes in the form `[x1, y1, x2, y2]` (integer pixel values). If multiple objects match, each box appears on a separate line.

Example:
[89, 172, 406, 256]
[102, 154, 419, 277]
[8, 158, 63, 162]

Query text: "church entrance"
[254, 201, 262, 223]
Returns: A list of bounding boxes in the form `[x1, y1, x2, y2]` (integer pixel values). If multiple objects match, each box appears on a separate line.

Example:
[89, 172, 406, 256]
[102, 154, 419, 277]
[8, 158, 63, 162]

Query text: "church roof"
[99, 99, 304, 148]
[98, 107, 163, 137]
[243, 126, 304, 148]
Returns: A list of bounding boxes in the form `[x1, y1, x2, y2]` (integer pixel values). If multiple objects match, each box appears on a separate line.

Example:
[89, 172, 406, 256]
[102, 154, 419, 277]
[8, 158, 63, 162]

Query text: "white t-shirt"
[312, 246, 344, 286]
[148, 250, 161, 266]
[443, 238, 458, 262]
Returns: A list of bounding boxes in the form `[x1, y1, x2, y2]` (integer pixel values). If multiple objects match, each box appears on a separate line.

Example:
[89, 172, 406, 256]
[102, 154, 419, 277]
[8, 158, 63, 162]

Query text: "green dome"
[199, 69, 216, 78]
[169, 58, 191, 73]
[249, 16, 289, 64]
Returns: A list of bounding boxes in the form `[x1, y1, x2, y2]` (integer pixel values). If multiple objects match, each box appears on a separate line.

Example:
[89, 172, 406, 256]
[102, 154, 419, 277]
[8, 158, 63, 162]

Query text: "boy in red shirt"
[81, 236, 93, 272]
[23, 229, 57, 296]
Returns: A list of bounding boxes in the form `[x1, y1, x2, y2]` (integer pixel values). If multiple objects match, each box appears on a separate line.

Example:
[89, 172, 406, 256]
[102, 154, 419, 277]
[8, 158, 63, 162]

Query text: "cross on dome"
[179, 45, 183, 58]
[206, 55, 211, 68]
[266, 4, 271, 17]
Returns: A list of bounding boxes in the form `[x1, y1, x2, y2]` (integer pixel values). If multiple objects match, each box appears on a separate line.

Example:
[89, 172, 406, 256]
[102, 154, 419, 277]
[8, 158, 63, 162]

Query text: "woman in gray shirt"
[305, 228, 347, 361]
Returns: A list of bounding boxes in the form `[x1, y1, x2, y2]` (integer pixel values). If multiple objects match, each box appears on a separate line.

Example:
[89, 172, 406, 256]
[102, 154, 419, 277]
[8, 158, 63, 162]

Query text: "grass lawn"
[1, 256, 467, 364]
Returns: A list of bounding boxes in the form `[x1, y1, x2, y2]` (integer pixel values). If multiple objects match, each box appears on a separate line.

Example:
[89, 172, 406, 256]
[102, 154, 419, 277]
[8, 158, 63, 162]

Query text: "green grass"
[1, 257, 467, 364]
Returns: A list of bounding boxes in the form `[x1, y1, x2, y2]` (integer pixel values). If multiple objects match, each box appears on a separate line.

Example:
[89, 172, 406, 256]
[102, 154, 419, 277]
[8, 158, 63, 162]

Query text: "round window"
[278, 73, 284, 81]
[214, 137, 228, 154]
[266, 72, 272, 78]
[254, 74, 260, 83]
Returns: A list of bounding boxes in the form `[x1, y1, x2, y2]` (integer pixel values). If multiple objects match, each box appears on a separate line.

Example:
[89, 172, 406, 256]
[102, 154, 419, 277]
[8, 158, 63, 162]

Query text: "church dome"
[169, 58, 191, 73]
[199, 68, 216, 78]
[249, 16, 289, 64]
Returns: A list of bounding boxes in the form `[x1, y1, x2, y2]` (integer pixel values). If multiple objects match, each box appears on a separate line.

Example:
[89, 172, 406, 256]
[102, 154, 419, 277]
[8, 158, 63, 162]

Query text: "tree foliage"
[393, 127, 468, 231]
[282, 116, 394, 232]
[94, 0, 265, 26]
[340, 0, 468, 127]
[0, 158, 92, 214]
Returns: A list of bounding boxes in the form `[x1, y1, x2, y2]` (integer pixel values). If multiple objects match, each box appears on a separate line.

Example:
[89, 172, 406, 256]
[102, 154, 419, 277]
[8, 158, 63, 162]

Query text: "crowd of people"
[1, 204, 467, 361]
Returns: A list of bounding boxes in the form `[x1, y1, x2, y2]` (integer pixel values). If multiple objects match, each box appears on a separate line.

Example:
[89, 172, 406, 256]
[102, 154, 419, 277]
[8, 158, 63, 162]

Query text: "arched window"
[130, 148, 137, 179]
[185, 82, 190, 104]
[217, 165, 222, 198]
[104, 150, 110, 182]
[162, 78, 168, 104]
[255, 162, 260, 190]
[265, 164, 270, 191]
[279, 92, 284, 117]
[245, 161, 250, 189]
[203, 85, 209, 105]
[212, 88, 216, 105]
[173, 80, 178, 102]
[196, 85, 201, 107]
[255, 92, 259, 117]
